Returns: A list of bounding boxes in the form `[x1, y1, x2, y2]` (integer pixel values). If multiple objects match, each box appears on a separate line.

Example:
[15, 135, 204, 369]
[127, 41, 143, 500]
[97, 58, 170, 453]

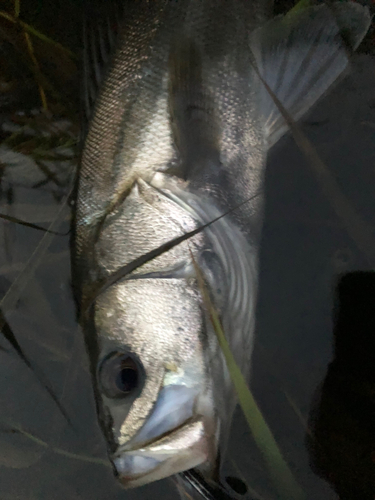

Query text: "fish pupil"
[116, 367, 138, 393]
[99, 352, 141, 398]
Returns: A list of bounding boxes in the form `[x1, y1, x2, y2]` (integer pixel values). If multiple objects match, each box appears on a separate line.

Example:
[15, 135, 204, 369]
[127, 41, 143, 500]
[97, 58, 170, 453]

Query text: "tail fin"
[250, 1, 371, 147]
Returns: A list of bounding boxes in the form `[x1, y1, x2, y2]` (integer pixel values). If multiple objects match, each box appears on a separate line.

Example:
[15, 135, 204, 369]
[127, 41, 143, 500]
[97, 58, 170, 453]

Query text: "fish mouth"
[112, 416, 212, 488]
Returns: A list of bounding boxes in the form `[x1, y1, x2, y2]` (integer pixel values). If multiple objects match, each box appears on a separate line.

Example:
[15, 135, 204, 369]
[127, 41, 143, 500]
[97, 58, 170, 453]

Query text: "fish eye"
[99, 352, 141, 399]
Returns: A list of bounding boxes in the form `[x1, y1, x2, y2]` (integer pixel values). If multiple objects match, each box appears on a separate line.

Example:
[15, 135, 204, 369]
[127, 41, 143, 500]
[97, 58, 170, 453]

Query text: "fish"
[72, 0, 371, 491]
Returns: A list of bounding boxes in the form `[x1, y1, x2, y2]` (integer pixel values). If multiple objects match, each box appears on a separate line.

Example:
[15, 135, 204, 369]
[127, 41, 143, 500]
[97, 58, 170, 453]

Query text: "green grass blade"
[0, 10, 77, 59]
[286, 0, 313, 18]
[190, 251, 305, 500]
[1, 421, 110, 467]
[14, 0, 20, 18]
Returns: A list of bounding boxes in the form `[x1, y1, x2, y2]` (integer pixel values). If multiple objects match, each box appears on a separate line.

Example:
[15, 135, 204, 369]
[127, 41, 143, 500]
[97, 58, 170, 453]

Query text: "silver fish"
[73, 0, 370, 490]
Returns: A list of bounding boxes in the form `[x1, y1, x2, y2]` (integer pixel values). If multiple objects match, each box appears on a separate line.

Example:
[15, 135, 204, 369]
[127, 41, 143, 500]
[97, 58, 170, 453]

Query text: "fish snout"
[113, 417, 211, 488]
[112, 384, 216, 487]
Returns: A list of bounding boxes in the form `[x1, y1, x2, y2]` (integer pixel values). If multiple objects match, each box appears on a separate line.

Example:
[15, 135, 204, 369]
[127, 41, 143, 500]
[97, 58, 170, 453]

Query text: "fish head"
[92, 276, 218, 488]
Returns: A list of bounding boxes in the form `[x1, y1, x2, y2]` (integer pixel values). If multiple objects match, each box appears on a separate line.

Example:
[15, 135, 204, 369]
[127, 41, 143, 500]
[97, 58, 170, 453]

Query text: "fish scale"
[73, 0, 371, 492]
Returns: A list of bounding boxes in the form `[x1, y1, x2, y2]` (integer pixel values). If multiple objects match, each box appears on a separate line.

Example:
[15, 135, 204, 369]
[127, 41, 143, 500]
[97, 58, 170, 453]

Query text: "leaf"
[0, 420, 110, 468]
[0, 178, 75, 425]
[0, 10, 76, 58]
[0, 211, 63, 234]
[0, 428, 44, 469]
[190, 251, 306, 500]
[0, 204, 70, 224]
[0, 307, 72, 426]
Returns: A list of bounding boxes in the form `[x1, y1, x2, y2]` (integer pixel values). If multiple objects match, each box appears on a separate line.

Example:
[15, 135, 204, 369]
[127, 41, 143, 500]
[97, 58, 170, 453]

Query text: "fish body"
[73, 0, 371, 489]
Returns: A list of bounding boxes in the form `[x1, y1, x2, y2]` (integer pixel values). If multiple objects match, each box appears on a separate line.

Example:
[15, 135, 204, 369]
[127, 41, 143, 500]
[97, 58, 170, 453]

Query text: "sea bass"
[73, 0, 370, 490]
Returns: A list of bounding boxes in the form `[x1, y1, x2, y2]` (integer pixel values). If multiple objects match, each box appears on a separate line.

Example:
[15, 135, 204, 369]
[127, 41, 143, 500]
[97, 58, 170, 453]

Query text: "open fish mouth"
[113, 416, 211, 488]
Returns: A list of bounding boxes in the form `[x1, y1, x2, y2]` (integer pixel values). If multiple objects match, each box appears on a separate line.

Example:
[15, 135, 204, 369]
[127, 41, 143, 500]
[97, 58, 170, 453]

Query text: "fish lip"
[112, 416, 213, 488]
[118, 415, 196, 453]
[107, 383, 201, 456]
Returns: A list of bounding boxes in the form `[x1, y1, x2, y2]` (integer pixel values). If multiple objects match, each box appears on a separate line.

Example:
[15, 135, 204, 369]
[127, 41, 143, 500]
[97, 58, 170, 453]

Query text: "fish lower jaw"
[112, 416, 215, 488]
